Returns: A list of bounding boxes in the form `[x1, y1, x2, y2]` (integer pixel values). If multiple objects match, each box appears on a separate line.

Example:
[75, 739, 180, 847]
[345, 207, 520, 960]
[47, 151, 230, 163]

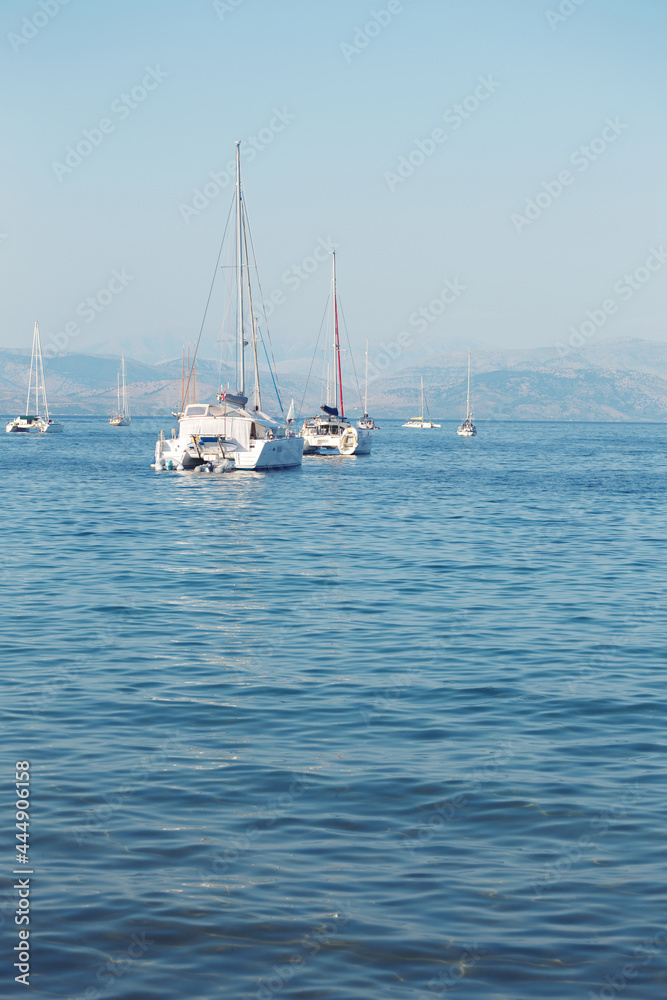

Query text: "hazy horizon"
[2, 1, 666, 374]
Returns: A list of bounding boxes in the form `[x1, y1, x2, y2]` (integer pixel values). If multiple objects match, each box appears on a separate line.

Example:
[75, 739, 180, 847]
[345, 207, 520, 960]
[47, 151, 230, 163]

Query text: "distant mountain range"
[2, 337, 667, 421]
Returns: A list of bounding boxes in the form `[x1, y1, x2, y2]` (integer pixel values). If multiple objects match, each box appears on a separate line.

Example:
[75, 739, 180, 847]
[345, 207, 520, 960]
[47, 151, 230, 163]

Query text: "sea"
[1, 417, 666, 1000]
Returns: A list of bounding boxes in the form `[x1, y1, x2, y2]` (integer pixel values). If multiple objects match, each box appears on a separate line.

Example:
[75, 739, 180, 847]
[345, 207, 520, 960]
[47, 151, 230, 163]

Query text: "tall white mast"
[235, 141, 245, 396]
[364, 338, 369, 415]
[420, 377, 424, 421]
[466, 351, 471, 420]
[26, 322, 37, 416]
[121, 355, 129, 418]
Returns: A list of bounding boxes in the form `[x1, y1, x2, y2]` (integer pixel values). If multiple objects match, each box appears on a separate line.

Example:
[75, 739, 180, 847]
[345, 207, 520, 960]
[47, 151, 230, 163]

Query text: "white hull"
[457, 426, 476, 437]
[402, 420, 440, 429]
[109, 417, 130, 427]
[154, 402, 303, 472]
[6, 417, 63, 433]
[300, 420, 371, 456]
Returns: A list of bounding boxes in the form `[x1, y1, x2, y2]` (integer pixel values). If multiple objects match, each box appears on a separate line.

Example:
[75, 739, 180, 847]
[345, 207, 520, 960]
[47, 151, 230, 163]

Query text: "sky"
[1, 0, 666, 372]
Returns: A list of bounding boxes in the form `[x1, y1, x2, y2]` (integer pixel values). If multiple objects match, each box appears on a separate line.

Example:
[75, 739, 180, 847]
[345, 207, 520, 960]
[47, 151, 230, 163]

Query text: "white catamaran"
[154, 143, 303, 472]
[403, 377, 440, 428]
[299, 253, 371, 456]
[6, 322, 64, 433]
[457, 352, 476, 437]
[109, 355, 131, 426]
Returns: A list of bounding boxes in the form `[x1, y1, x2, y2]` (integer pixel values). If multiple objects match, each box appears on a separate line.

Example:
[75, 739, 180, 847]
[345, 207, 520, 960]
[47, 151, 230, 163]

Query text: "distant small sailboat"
[457, 352, 476, 437]
[358, 339, 380, 430]
[403, 377, 440, 428]
[6, 322, 63, 433]
[109, 355, 131, 426]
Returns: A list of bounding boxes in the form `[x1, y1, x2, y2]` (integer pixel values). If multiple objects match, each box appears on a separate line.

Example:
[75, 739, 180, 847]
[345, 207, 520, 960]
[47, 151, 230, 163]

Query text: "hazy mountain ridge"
[2, 338, 667, 420]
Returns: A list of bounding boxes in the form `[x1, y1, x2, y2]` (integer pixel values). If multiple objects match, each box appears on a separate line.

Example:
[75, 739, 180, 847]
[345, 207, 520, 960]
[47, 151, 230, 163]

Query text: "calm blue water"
[1, 418, 666, 1000]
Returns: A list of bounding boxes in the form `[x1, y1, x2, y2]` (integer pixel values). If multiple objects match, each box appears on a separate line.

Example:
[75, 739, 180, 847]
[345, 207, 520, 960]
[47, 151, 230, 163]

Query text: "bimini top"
[181, 402, 283, 429]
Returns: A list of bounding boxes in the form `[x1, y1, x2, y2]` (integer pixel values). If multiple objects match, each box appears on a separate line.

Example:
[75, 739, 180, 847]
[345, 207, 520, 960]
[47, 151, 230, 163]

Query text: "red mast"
[332, 252, 344, 420]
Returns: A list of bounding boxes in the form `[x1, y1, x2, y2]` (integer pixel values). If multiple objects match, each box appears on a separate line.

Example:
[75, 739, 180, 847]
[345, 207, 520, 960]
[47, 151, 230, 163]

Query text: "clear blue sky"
[1, 0, 666, 365]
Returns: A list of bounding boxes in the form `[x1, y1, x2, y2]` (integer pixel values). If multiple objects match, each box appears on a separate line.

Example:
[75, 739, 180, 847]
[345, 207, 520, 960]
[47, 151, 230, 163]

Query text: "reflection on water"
[1, 418, 666, 999]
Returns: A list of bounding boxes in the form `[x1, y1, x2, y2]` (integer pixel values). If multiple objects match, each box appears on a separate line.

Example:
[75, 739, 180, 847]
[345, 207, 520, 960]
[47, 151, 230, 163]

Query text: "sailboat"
[6, 322, 64, 433]
[299, 253, 371, 456]
[357, 339, 380, 430]
[154, 143, 303, 472]
[402, 377, 440, 428]
[109, 355, 131, 426]
[457, 352, 476, 436]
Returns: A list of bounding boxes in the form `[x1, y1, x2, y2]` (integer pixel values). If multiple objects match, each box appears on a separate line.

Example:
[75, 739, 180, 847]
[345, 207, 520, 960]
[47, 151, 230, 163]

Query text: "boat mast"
[332, 252, 344, 419]
[26, 323, 36, 416]
[241, 207, 261, 411]
[235, 140, 245, 397]
[420, 377, 424, 421]
[466, 351, 471, 420]
[364, 338, 369, 416]
[35, 322, 49, 420]
[121, 355, 129, 418]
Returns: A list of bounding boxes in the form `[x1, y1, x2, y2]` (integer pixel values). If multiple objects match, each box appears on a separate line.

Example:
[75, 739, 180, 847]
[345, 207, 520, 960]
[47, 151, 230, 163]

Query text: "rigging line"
[259, 330, 284, 416]
[337, 296, 364, 408]
[183, 197, 234, 406]
[243, 200, 283, 408]
[240, 202, 261, 411]
[298, 295, 331, 418]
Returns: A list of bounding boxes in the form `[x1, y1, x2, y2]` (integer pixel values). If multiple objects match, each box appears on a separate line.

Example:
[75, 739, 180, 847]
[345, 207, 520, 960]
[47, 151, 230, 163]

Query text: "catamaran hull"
[6, 418, 63, 433]
[302, 434, 371, 455]
[301, 425, 371, 456]
[235, 436, 304, 469]
[155, 431, 303, 471]
[402, 422, 441, 429]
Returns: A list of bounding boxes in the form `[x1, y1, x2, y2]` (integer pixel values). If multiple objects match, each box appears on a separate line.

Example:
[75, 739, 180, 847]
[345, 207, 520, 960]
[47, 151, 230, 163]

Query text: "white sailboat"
[402, 377, 440, 428]
[109, 355, 131, 426]
[357, 339, 380, 430]
[6, 322, 63, 433]
[457, 352, 476, 436]
[299, 253, 371, 456]
[154, 142, 303, 472]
